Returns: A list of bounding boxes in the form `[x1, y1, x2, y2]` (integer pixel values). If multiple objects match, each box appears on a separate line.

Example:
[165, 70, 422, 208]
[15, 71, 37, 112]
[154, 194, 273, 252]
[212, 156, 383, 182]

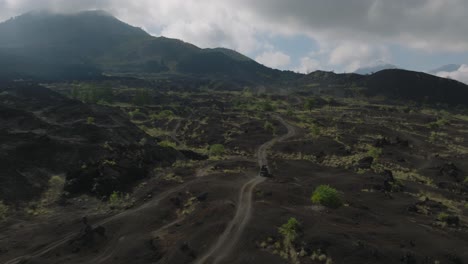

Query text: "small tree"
[304, 98, 316, 112]
[311, 185, 343, 208]
[209, 144, 225, 157]
[42, 175, 65, 205]
[278, 217, 301, 245]
[264, 121, 276, 135]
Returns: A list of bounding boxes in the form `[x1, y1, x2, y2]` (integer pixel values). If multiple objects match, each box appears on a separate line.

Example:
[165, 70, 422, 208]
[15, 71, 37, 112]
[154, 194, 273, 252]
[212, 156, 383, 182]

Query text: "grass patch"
[159, 140, 177, 148]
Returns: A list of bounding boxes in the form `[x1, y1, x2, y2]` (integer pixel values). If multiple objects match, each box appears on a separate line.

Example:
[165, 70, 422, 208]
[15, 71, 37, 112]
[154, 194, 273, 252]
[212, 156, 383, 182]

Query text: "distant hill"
[299, 69, 468, 106]
[362, 69, 468, 106]
[0, 10, 298, 83]
[354, 63, 398, 75]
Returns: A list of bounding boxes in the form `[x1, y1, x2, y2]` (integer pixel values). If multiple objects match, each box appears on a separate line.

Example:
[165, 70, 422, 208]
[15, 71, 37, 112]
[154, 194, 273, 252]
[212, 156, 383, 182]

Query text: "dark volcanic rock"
[0, 82, 181, 202]
[438, 162, 463, 182]
[356, 156, 374, 169]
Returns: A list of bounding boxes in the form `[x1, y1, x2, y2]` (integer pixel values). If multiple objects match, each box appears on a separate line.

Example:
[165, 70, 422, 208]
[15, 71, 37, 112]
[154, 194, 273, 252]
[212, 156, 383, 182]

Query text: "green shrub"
[108, 191, 133, 210]
[209, 144, 225, 157]
[311, 185, 343, 208]
[0, 201, 8, 221]
[304, 98, 316, 112]
[427, 118, 450, 130]
[42, 175, 65, 205]
[264, 121, 276, 134]
[309, 123, 321, 138]
[367, 147, 382, 160]
[278, 217, 301, 244]
[437, 212, 449, 222]
[86, 116, 95, 125]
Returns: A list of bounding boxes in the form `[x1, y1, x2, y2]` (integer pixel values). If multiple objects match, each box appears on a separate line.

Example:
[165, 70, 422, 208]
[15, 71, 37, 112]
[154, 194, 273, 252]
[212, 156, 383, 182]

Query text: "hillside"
[0, 11, 299, 84]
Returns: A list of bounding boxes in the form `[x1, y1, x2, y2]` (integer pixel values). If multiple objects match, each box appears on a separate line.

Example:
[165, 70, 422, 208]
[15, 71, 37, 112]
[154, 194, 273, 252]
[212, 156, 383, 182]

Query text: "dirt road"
[4, 115, 296, 264]
[196, 115, 296, 264]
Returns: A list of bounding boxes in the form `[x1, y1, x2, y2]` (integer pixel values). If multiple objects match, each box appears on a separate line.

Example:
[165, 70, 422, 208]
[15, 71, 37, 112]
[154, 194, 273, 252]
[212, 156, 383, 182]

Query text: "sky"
[1, 0, 468, 82]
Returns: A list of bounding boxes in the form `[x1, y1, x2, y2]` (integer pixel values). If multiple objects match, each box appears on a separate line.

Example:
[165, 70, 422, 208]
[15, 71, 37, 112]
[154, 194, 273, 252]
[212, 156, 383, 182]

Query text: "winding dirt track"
[5, 115, 296, 264]
[196, 115, 296, 264]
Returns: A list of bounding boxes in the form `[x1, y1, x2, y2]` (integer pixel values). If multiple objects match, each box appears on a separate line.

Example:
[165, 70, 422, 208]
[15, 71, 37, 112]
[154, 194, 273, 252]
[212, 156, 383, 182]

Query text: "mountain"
[299, 69, 468, 106]
[428, 64, 461, 74]
[354, 63, 398, 75]
[0, 10, 299, 84]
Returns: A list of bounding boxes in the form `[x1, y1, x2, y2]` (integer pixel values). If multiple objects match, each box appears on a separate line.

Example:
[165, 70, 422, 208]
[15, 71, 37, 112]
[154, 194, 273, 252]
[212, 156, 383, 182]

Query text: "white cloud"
[436, 64, 468, 84]
[294, 56, 321, 74]
[255, 50, 291, 69]
[0, 0, 467, 71]
[327, 42, 391, 72]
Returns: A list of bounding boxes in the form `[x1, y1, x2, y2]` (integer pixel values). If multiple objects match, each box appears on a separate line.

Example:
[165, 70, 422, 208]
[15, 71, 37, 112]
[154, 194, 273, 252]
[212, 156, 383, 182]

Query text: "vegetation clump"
[108, 191, 134, 210]
[209, 144, 225, 157]
[151, 110, 175, 120]
[129, 109, 148, 120]
[159, 140, 177, 148]
[86, 116, 95, 125]
[278, 217, 301, 245]
[26, 175, 65, 216]
[366, 146, 382, 160]
[437, 212, 459, 226]
[311, 185, 343, 208]
[264, 121, 276, 135]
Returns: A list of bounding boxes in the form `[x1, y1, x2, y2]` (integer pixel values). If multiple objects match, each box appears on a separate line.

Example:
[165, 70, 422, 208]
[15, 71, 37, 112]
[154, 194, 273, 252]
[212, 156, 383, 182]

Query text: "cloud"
[436, 64, 468, 84]
[294, 56, 321, 74]
[0, 0, 467, 71]
[255, 50, 291, 69]
[328, 43, 391, 72]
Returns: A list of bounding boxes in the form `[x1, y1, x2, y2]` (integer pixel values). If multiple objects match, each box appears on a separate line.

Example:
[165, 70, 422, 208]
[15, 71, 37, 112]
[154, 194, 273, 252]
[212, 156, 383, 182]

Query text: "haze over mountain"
[354, 62, 398, 75]
[428, 64, 462, 75]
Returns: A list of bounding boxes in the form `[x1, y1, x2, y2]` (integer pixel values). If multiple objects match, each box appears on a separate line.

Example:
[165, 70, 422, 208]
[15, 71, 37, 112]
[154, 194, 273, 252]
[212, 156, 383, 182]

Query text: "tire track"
[196, 115, 296, 264]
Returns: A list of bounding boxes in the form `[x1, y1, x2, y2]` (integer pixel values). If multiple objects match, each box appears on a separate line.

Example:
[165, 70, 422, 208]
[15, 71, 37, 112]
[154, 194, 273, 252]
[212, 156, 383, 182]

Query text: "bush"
[311, 185, 343, 208]
[278, 217, 301, 244]
[0, 201, 8, 221]
[304, 98, 316, 112]
[108, 191, 133, 210]
[42, 175, 65, 205]
[264, 121, 276, 134]
[367, 147, 382, 160]
[86, 116, 95, 125]
[209, 144, 225, 157]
